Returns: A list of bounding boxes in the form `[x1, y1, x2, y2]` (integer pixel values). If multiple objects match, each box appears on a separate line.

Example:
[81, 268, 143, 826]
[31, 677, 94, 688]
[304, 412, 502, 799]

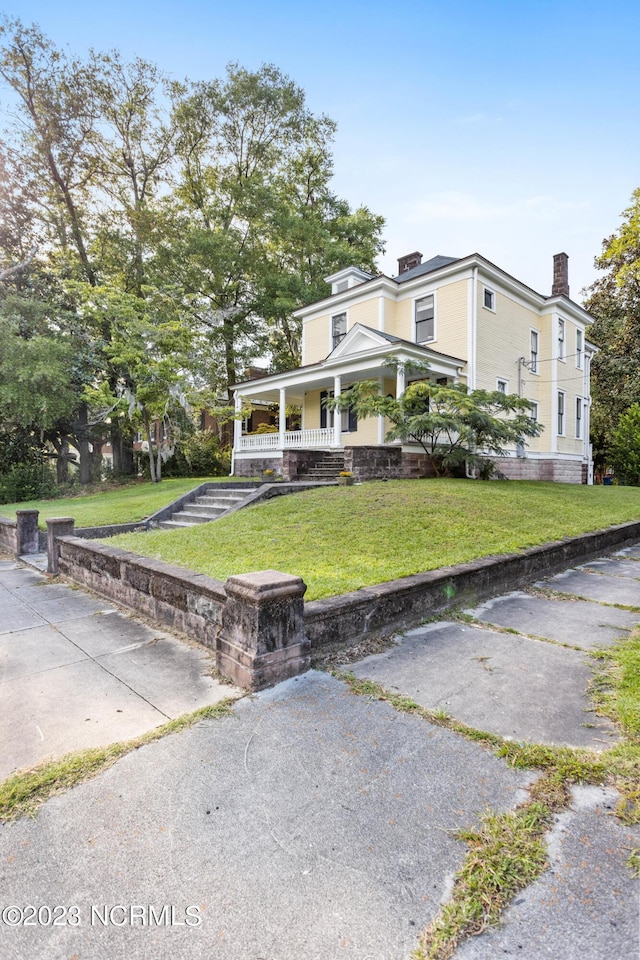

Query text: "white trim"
[496, 377, 509, 394]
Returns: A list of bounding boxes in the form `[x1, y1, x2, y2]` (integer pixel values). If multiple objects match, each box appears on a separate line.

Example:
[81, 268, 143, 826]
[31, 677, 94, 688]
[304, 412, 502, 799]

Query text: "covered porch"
[231, 325, 465, 477]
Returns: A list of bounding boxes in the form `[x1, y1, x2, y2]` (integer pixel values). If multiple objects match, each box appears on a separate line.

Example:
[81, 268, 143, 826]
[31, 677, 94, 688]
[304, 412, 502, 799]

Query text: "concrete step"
[188, 503, 229, 517]
[195, 494, 247, 506]
[158, 520, 198, 530]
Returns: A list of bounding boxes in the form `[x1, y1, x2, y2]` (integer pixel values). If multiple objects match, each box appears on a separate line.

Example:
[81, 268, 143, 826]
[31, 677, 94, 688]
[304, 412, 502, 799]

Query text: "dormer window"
[415, 295, 435, 343]
[332, 312, 347, 349]
[325, 266, 374, 295]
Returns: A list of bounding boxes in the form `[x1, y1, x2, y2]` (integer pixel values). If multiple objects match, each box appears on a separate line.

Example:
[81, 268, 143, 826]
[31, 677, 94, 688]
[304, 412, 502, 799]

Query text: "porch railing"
[237, 428, 335, 452]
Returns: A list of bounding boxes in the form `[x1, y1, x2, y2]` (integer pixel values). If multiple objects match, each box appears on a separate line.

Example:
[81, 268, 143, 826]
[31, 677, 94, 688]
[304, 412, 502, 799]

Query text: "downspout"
[466, 267, 479, 478]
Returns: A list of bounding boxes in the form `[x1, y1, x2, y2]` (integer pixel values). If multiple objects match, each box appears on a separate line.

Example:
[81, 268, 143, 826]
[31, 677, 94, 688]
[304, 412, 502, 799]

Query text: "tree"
[609, 404, 640, 485]
[584, 188, 640, 468]
[327, 363, 541, 477]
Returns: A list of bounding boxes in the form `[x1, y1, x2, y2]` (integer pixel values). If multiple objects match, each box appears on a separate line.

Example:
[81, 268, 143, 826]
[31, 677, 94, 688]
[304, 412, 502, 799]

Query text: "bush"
[0, 462, 58, 504]
[610, 404, 640, 485]
[146, 431, 231, 479]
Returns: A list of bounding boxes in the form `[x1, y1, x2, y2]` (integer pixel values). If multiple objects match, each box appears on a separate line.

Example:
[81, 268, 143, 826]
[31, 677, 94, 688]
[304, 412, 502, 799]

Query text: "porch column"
[233, 394, 243, 451]
[378, 376, 385, 443]
[396, 364, 406, 398]
[333, 375, 342, 447]
[279, 387, 286, 450]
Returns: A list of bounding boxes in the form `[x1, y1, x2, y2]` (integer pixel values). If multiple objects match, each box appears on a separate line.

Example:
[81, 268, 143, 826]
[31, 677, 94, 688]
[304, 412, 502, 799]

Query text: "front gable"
[328, 324, 399, 360]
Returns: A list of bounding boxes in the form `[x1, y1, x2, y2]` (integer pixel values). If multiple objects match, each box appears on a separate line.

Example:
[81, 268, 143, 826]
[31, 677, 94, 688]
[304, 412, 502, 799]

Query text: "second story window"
[576, 329, 583, 369]
[497, 379, 508, 394]
[530, 330, 539, 373]
[483, 287, 496, 310]
[558, 318, 565, 360]
[332, 312, 347, 349]
[415, 295, 435, 343]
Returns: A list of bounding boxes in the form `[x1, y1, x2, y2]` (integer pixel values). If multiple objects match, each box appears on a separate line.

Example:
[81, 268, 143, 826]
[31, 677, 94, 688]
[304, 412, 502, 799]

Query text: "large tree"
[584, 188, 640, 472]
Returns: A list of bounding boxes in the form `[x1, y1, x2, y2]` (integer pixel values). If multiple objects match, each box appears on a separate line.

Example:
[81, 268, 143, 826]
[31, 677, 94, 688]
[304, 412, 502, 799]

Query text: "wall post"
[46, 517, 75, 575]
[16, 510, 39, 556]
[218, 570, 310, 691]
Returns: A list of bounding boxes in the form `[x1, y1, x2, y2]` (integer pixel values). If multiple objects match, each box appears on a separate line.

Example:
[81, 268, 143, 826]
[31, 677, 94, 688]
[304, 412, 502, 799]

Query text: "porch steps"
[158, 489, 252, 530]
[297, 453, 346, 481]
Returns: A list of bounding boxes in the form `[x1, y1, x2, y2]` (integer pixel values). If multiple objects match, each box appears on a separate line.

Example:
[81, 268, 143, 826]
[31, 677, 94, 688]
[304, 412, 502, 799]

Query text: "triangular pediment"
[328, 324, 398, 360]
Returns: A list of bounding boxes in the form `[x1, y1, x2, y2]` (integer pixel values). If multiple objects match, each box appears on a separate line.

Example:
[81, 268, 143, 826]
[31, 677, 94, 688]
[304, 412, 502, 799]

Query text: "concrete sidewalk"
[0, 559, 236, 778]
[1, 547, 639, 959]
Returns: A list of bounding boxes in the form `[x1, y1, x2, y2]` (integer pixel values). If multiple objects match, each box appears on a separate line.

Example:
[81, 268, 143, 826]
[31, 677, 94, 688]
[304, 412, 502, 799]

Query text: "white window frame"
[415, 293, 436, 344]
[557, 390, 566, 436]
[530, 328, 539, 374]
[576, 329, 583, 369]
[496, 378, 509, 394]
[528, 400, 539, 422]
[576, 397, 583, 439]
[558, 318, 565, 361]
[331, 312, 347, 350]
[483, 287, 496, 311]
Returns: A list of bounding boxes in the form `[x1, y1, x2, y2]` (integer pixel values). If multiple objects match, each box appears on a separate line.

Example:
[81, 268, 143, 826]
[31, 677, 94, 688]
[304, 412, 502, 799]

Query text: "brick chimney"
[397, 251, 423, 275]
[552, 252, 569, 298]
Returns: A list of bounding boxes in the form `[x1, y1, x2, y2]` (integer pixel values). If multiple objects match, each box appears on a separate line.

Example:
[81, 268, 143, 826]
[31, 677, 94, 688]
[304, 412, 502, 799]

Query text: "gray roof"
[394, 255, 459, 283]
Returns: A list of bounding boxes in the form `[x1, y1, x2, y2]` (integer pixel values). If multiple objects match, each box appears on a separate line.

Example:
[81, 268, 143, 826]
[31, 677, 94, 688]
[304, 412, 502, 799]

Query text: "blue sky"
[4, 1, 639, 302]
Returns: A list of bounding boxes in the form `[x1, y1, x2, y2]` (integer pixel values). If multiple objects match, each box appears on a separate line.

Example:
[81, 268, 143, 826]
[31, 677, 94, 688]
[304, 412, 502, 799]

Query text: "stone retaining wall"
[498, 458, 585, 484]
[304, 519, 640, 655]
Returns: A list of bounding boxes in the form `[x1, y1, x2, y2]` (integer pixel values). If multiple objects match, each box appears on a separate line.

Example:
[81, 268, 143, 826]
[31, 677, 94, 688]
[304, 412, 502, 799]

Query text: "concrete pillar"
[46, 517, 75, 575]
[333, 375, 342, 447]
[217, 570, 309, 691]
[16, 510, 39, 556]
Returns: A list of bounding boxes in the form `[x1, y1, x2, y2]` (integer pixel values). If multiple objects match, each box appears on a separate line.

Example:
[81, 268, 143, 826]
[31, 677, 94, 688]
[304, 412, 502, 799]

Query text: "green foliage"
[585, 188, 640, 467]
[0, 461, 57, 504]
[609, 404, 640, 485]
[327, 362, 541, 477]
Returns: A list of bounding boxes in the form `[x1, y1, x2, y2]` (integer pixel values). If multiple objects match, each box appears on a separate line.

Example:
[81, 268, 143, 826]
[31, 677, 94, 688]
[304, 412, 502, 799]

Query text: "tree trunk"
[110, 420, 136, 477]
[143, 410, 158, 483]
[76, 403, 91, 485]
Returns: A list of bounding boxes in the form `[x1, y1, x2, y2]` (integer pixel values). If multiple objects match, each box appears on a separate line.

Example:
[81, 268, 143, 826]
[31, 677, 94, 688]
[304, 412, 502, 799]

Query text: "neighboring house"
[230, 251, 596, 483]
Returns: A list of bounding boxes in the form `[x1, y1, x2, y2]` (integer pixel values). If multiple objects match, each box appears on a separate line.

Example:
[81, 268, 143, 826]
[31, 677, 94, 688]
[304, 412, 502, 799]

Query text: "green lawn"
[109, 479, 640, 600]
[0, 477, 225, 528]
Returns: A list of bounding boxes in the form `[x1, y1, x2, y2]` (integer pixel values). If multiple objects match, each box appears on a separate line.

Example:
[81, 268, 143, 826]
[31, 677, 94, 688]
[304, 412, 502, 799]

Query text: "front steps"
[297, 453, 346, 481]
[158, 489, 253, 530]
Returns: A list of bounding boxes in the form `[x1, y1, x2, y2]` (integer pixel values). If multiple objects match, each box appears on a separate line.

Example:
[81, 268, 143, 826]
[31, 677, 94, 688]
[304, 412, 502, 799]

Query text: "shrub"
[0, 462, 58, 504]
[610, 404, 640, 485]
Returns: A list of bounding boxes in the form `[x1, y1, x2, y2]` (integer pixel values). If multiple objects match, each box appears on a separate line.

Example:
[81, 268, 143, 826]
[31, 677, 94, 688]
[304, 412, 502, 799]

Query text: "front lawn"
[0, 477, 227, 528]
[110, 479, 640, 600]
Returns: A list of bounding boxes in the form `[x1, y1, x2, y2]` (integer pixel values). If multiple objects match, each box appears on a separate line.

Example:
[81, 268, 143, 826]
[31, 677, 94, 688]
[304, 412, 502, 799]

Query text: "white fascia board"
[295, 277, 398, 321]
[324, 266, 374, 285]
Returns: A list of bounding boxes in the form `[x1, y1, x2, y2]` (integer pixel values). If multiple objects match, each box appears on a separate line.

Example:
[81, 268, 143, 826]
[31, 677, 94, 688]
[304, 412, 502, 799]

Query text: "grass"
[108, 479, 640, 600]
[0, 476, 225, 528]
[0, 699, 237, 823]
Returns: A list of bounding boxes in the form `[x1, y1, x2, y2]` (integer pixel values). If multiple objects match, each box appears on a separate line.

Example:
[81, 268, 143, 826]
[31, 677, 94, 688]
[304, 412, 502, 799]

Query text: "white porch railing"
[237, 428, 335, 452]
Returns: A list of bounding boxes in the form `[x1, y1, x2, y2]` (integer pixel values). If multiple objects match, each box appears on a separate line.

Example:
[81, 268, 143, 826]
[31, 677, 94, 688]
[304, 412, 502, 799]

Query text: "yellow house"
[231, 251, 596, 483]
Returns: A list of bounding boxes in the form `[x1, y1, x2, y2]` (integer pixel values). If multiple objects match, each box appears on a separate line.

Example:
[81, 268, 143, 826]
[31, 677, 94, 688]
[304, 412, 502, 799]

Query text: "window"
[496, 379, 508, 394]
[415, 295, 435, 343]
[557, 390, 565, 436]
[576, 329, 583, 369]
[530, 330, 539, 373]
[576, 397, 583, 438]
[331, 313, 347, 349]
[320, 390, 333, 429]
[558, 318, 565, 361]
[335, 280, 349, 293]
[529, 401, 539, 422]
[483, 287, 495, 311]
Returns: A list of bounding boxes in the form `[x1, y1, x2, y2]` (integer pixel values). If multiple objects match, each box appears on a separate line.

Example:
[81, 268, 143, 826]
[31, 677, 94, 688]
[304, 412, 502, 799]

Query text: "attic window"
[335, 280, 349, 293]
[332, 312, 347, 349]
[483, 287, 495, 311]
